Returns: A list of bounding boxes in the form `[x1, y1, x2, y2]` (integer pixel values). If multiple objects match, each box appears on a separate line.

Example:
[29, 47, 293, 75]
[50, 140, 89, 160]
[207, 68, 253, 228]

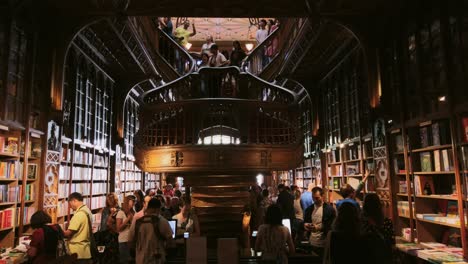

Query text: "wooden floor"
[167, 254, 321, 263]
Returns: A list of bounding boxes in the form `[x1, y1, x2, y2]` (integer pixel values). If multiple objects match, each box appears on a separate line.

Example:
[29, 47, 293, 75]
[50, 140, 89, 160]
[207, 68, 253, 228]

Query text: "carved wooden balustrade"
[134, 67, 305, 172]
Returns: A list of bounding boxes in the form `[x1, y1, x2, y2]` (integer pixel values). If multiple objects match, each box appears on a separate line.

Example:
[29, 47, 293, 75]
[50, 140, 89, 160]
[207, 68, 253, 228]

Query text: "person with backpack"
[128, 198, 173, 264]
[64, 192, 94, 264]
[28, 210, 68, 263]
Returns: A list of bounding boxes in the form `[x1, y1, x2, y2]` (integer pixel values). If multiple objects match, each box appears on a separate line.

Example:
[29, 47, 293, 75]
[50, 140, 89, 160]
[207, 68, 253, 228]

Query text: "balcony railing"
[135, 99, 301, 147]
[141, 66, 298, 105]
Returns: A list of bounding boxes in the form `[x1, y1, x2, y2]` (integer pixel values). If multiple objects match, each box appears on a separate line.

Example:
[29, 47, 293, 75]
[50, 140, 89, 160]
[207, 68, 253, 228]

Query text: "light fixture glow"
[438, 96, 446, 102]
[245, 43, 254, 51]
[339, 143, 345, 149]
[388, 119, 393, 124]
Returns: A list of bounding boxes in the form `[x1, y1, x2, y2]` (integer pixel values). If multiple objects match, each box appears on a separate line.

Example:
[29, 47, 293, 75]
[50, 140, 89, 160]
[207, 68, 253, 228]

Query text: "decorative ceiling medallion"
[171, 151, 184, 167]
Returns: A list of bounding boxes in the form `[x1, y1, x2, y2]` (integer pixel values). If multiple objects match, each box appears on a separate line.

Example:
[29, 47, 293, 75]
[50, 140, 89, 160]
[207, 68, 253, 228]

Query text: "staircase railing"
[130, 17, 196, 79]
[141, 66, 298, 105]
[241, 18, 308, 78]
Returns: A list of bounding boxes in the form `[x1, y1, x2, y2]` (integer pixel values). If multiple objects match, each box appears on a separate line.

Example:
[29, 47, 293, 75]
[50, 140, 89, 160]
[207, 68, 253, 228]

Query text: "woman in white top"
[201, 35, 215, 55]
[116, 195, 135, 264]
[255, 204, 295, 264]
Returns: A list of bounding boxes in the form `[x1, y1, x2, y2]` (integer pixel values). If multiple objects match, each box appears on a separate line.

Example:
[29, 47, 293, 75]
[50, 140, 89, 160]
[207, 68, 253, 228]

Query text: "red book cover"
[462, 117, 468, 142]
[0, 211, 3, 229]
[3, 208, 12, 228]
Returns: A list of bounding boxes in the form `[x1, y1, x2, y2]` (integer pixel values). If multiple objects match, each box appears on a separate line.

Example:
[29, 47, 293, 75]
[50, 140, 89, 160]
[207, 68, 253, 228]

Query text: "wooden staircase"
[185, 174, 255, 245]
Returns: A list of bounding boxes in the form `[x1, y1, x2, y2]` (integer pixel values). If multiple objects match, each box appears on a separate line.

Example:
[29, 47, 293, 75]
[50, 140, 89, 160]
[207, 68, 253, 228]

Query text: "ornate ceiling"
[172, 18, 261, 42]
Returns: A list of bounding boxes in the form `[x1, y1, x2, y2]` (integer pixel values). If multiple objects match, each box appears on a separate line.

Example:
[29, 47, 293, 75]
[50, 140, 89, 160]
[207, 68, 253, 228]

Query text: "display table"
[0, 248, 27, 264]
[396, 242, 467, 264]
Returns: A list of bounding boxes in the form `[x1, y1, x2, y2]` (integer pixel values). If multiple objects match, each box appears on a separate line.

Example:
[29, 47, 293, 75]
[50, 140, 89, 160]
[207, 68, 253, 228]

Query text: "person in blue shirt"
[335, 170, 370, 210]
[300, 183, 314, 215]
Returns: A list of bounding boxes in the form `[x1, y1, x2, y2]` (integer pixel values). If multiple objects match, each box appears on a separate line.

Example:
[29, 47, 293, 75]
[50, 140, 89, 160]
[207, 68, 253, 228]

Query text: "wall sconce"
[184, 42, 192, 50]
[438, 96, 446, 102]
[245, 43, 254, 52]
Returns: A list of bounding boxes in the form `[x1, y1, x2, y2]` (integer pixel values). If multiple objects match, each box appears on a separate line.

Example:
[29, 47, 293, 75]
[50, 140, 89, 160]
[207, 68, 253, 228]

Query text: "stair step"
[192, 197, 247, 207]
[191, 192, 249, 198]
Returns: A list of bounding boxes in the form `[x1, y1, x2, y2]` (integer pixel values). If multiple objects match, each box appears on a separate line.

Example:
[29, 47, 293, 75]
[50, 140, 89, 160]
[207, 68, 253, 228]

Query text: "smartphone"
[184, 232, 190, 238]
[252, 230, 258, 237]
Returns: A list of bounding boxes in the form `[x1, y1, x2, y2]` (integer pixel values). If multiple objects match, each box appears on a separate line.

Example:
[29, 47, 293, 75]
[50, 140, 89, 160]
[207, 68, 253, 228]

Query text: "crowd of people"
[156, 18, 280, 69]
[25, 183, 199, 264]
[251, 171, 394, 263]
[24, 172, 394, 264]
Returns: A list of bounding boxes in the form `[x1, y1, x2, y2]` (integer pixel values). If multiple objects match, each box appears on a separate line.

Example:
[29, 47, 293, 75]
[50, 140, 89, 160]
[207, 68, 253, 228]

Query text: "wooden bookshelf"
[390, 118, 468, 256]
[0, 127, 22, 248]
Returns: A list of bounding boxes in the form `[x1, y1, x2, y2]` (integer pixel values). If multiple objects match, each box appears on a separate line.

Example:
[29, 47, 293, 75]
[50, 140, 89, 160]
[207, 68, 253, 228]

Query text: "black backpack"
[134, 215, 165, 259]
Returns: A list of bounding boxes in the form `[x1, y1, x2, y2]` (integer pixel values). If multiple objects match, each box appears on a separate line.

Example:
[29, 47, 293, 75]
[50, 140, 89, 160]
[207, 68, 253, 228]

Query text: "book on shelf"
[399, 181, 408, 193]
[440, 149, 453, 171]
[0, 185, 19, 203]
[397, 201, 414, 217]
[393, 157, 405, 174]
[432, 122, 441, 146]
[420, 152, 432, 172]
[434, 150, 441, 171]
[395, 134, 404, 152]
[462, 117, 468, 143]
[0, 208, 15, 229]
[0, 161, 16, 179]
[420, 127, 430, 148]
[346, 164, 359, 175]
[414, 175, 434, 195]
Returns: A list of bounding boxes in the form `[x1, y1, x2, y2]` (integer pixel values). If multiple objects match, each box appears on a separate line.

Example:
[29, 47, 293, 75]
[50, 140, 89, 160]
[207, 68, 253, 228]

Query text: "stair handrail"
[140, 66, 299, 105]
[241, 18, 308, 77]
[131, 17, 196, 77]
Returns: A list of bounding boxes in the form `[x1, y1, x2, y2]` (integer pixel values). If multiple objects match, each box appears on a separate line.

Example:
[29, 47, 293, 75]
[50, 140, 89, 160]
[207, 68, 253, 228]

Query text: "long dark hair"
[333, 202, 360, 237]
[363, 193, 384, 227]
[264, 204, 282, 226]
[30, 210, 52, 229]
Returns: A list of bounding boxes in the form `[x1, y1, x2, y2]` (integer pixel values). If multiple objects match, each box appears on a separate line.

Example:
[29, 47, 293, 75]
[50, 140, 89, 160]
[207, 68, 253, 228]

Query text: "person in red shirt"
[28, 210, 65, 263]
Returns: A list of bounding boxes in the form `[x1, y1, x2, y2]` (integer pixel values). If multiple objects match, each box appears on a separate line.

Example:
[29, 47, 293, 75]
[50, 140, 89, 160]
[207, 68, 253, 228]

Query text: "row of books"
[0, 137, 19, 155]
[0, 185, 18, 203]
[121, 181, 142, 192]
[20, 140, 41, 158]
[0, 208, 15, 229]
[416, 213, 465, 226]
[397, 201, 415, 218]
[16, 206, 36, 225]
[122, 171, 143, 181]
[0, 161, 17, 179]
[57, 196, 107, 217]
[73, 149, 93, 164]
[419, 150, 453, 172]
[346, 144, 362, 160]
[123, 161, 141, 171]
[58, 182, 108, 198]
[419, 121, 450, 148]
[59, 166, 109, 181]
[93, 154, 109, 167]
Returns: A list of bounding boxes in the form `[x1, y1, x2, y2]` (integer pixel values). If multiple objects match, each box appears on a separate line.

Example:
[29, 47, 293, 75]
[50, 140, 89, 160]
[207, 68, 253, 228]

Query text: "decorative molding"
[260, 150, 272, 166]
[171, 151, 184, 167]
